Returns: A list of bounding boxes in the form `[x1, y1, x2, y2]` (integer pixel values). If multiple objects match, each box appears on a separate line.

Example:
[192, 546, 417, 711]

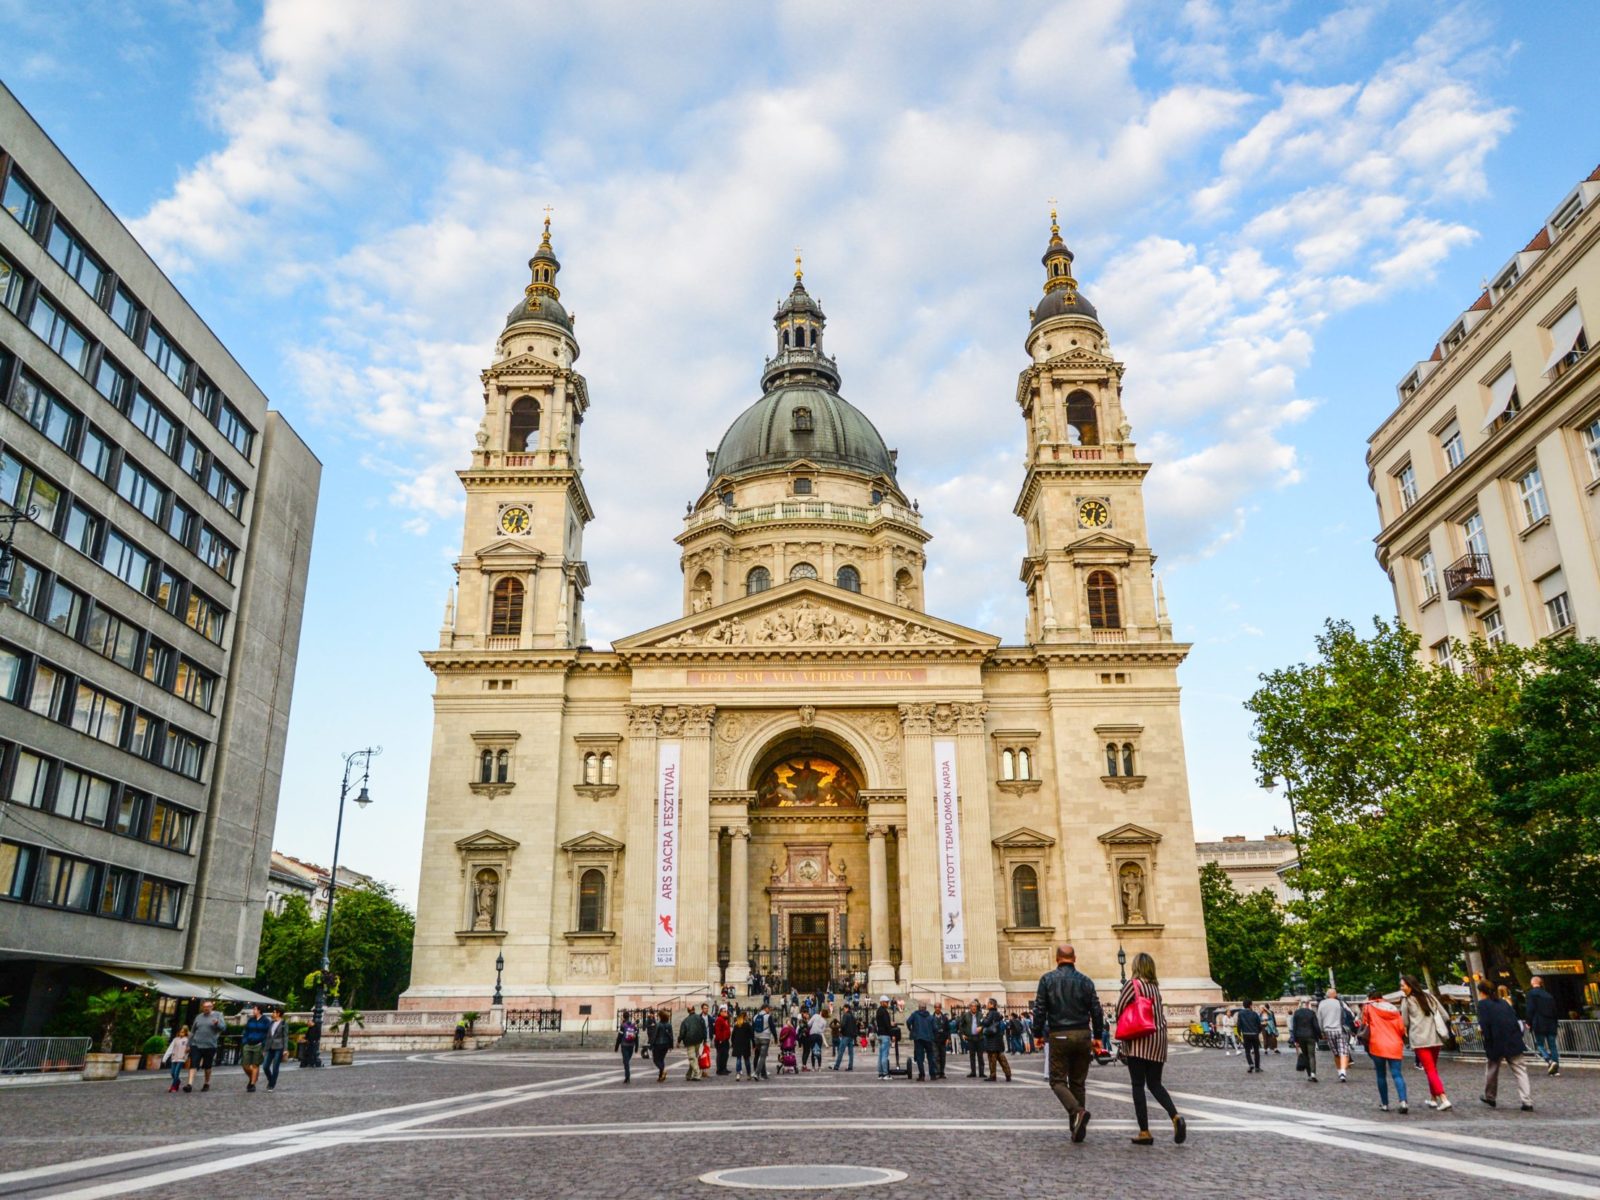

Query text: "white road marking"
[2, 1068, 618, 1195]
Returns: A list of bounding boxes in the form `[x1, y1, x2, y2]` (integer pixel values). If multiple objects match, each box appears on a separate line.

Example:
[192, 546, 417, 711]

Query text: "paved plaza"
[0, 1047, 1595, 1198]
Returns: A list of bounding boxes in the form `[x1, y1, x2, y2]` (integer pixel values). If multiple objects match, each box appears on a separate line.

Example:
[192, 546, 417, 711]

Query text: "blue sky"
[4, 1, 1596, 906]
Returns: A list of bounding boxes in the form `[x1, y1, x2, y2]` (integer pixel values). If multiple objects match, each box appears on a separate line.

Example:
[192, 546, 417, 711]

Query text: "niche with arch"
[1065, 390, 1099, 446]
[454, 829, 519, 940]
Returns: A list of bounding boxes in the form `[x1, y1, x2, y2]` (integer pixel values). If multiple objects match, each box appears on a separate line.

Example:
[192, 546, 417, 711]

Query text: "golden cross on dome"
[794, 248, 804, 282]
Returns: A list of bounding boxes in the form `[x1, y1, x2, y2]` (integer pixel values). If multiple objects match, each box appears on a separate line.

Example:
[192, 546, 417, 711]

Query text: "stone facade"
[403, 217, 1218, 1017]
[1195, 835, 1298, 904]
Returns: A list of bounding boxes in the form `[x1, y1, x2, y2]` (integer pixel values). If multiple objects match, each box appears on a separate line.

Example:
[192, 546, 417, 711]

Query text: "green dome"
[709, 384, 896, 481]
[504, 291, 573, 332]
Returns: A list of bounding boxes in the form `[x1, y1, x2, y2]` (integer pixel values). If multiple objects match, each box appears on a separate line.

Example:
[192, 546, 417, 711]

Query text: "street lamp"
[1260, 771, 1302, 852]
[1118, 945, 1127, 987]
[0, 496, 40, 603]
[493, 952, 505, 1007]
[305, 746, 380, 1068]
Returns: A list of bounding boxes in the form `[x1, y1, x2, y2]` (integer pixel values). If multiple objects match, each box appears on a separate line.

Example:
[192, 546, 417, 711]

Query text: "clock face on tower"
[1077, 498, 1110, 528]
[499, 506, 532, 536]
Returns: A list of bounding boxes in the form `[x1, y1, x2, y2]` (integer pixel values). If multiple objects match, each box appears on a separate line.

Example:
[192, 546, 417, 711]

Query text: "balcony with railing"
[683, 497, 922, 534]
[1444, 553, 1493, 601]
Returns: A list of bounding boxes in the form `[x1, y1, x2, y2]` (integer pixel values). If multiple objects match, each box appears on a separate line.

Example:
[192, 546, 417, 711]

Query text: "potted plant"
[331, 1009, 364, 1066]
[142, 1034, 168, 1071]
[82, 988, 146, 1081]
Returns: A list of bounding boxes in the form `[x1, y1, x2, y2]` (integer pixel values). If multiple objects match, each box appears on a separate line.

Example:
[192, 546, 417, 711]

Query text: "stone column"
[707, 826, 722, 989]
[899, 703, 940, 987]
[620, 705, 661, 986]
[866, 823, 894, 989]
[728, 826, 750, 987]
[894, 824, 912, 987]
[954, 702, 1003, 991]
[675, 705, 715, 988]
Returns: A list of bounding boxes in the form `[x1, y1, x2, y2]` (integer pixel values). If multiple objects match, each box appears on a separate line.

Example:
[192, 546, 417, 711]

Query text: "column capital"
[866, 824, 892, 841]
[625, 704, 661, 736]
[728, 826, 751, 841]
[954, 701, 989, 733]
[898, 703, 934, 736]
[658, 704, 715, 737]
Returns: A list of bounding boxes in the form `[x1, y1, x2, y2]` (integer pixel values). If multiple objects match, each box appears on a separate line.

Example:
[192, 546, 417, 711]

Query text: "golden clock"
[499, 506, 532, 535]
[1077, 498, 1110, 528]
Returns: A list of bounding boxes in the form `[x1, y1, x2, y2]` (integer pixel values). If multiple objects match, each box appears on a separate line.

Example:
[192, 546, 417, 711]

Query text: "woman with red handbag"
[1115, 952, 1186, 1146]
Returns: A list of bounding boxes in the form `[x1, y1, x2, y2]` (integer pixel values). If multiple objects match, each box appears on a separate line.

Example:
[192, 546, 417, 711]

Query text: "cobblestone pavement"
[1, 1046, 1596, 1199]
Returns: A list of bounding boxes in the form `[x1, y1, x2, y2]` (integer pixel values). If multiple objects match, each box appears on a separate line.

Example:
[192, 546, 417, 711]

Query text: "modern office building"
[0, 84, 319, 1032]
[1368, 164, 1600, 657]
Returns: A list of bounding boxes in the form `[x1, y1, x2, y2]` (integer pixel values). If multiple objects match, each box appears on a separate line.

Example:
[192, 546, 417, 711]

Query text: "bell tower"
[442, 214, 594, 651]
[1014, 210, 1172, 646]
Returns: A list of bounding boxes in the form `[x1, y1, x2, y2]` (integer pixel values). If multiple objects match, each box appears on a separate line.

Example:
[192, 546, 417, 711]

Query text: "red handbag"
[698, 1043, 711, 1069]
[1115, 981, 1157, 1041]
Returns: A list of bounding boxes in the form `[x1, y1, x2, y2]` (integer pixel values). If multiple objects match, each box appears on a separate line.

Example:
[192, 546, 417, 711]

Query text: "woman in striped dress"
[1116, 952, 1187, 1146]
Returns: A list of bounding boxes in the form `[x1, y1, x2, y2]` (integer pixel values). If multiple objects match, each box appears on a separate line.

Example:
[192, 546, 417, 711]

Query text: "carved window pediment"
[993, 826, 1056, 850]
[1098, 822, 1161, 846]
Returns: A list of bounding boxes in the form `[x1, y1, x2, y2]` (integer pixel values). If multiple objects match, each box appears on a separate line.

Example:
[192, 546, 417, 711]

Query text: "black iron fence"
[503, 1008, 563, 1033]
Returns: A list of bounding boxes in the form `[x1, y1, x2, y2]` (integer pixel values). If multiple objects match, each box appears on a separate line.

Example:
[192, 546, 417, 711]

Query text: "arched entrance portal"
[745, 734, 871, 996]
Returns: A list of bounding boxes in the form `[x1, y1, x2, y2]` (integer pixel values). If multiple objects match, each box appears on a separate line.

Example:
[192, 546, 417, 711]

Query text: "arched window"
[835, 565, 860, 592]
[583, 753, 598, 785]
[599, 753, 615, 784]
[747, 566, 771, 595]
[479, 750, 494, 783]
[1001, 749, 1016, 781]
[1017, 748, 1031, 780]
[782, 329, 790, 347]
[490, 578, 525, 636]
[578, 868, 606, 932]
[789, 562, 817, 581]
[495, 750, 509, 783]
[1106, 743, 1119, 776]
[1012, 865, 1041, 928]
[1086, 570, 1120, 629]
[1122, 743, 1136, 777]
[508, 397, 540, 452]
[1065, 390, 1098, 446]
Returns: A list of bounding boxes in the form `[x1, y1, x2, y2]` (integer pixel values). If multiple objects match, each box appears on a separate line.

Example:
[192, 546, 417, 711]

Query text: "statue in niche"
[1119, 865, 1145, 925]
[691, 589, 712, 614]
[473, 869, 499, 931]
[895, 586, 911, 608]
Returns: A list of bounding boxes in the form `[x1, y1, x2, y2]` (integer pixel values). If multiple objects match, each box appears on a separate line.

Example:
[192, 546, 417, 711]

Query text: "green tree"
[1199, 862, 1291, 1000]
[1477, 637, 1600, 965]
[1246, 618, 1527, 989]
[328, 883, 415, 1010]
[251, 894, 322, 1010]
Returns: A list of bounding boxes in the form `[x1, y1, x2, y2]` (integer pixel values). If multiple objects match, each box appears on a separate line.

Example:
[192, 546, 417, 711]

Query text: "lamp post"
[0, 497, 39, 604]
[1260, 771, 1302, 851]
[492, 952, 504, 1007]
[1118, 945, 1127, 987]
[305, 746, 379, 1068]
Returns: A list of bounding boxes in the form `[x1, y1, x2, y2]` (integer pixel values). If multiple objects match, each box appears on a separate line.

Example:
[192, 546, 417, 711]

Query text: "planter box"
[82, 1053, 122, 1082]
[144, 1054, 163, 1071]
[121, 1055, 142, 1071]
[330, 1046, 355, 1066]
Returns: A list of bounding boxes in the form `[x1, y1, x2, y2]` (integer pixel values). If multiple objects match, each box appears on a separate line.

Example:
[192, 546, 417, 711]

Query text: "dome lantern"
[1030, 206, 1100, 329]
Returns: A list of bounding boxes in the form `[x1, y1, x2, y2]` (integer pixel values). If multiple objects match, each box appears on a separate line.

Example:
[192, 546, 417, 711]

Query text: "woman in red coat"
[1359, 989, 1408, 1113]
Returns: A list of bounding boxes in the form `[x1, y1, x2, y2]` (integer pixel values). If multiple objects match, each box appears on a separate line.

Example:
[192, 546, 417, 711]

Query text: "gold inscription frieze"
[687, 667, 929, 687]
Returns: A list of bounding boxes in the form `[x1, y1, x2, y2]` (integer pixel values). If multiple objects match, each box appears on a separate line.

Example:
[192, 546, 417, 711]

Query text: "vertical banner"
[934, 738, 965, 963]
[654, 741, 682, 967]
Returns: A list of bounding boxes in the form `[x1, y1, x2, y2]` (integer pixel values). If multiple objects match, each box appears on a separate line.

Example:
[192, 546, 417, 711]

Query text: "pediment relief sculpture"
[655, 599, 955, 648]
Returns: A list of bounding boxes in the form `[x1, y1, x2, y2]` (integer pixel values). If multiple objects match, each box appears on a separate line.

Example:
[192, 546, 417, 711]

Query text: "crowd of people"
[614, 992, 1046, 1084]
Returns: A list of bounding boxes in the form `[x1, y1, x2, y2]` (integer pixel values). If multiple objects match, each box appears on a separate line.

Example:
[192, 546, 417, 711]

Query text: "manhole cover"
[700, 1165, 905, 1190]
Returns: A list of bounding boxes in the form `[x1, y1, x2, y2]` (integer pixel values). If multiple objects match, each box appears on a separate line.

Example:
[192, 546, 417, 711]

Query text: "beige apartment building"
[1369, 164, 1600, 659]
[1195, 835, 1297, 905]
[402, 216, 1219, 1018]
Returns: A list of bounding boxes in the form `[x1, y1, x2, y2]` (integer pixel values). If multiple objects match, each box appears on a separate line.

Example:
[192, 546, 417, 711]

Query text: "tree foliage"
[1477, 637, 1600, 962]
[1246, 618, 1528, 987]
[1198, 862, 1291, 1000]
[251, 884, 415, 1011]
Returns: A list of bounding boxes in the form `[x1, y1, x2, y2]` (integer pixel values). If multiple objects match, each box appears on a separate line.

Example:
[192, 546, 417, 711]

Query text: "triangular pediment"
[1097, 822, 1162, 846]
[483, 351, 564, 378]
[560, 831, 625, 853]
[1043, 345, 1115, 368]
[612, 579, 1000, 652]
[1066, 531, 1135, 554]
[473, 538, 546, 562]
[455, 829, 521, 852]
[993, 826, 1056, 849]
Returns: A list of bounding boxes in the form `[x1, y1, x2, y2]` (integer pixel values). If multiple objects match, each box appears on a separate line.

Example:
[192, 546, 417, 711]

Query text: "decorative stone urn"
[330, 1046, 355, 1066]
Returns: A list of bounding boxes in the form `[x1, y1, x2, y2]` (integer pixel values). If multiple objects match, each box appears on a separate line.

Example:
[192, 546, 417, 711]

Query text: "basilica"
[401, 214, 1218, 1017]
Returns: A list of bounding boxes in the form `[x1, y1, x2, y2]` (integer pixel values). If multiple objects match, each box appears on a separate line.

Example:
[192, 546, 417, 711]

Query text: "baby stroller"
[776, 1025, 800, 1075]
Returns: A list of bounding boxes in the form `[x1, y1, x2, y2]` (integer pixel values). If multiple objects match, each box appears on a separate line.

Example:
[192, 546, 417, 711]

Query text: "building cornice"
[458, 468, 596, 523]
[1013, 459, 1150, 517]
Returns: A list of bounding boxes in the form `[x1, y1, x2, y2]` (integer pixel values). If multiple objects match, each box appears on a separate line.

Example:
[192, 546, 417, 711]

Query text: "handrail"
[579, 1017, 590, 1048]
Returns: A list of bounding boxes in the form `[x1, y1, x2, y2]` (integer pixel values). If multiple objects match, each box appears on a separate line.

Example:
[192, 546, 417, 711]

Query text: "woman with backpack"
[647, 1008, 675, 1083]
[1399, 975, 1453, 1111]
[1115, 952, 1186, 1146]
[615, 1010, 639, 1083]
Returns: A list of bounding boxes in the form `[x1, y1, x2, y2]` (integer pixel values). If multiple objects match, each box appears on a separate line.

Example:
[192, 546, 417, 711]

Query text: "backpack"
[620, 1021, 637, 1044]
[754, 1012, 770, 1036]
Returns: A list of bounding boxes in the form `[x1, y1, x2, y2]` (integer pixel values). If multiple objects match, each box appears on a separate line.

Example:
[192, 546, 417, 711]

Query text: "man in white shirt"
[807, 1010, 827, 1070]
[1317, 988, 1352, 1081]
